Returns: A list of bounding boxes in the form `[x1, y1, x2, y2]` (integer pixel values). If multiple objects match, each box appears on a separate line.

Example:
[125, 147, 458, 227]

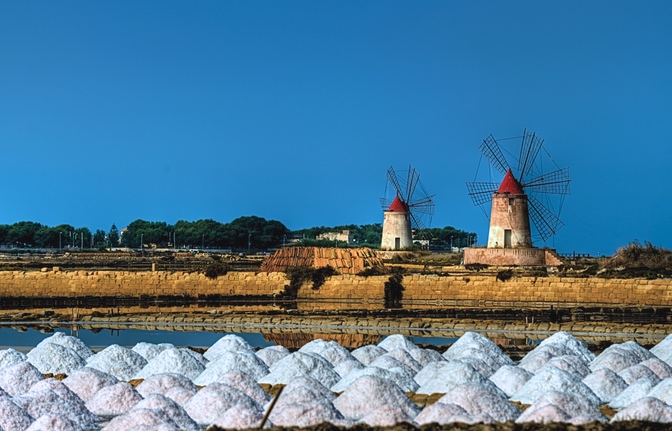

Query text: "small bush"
[357, 266, 389, 277]
[496, 269, 514, 282]
[286, 265, 337, 296]
[204, 262, 229, 279]
[465, 263, 489, 272]
[384, 267, 406, 308]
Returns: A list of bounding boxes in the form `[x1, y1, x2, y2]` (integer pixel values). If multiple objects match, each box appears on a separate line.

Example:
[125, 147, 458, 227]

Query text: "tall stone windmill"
[464, 130, 569, 265]
[380, 165, 435, 251]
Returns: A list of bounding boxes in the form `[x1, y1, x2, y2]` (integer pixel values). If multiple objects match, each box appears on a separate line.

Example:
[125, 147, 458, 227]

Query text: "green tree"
[108, 224, 120, 247]
[93, 229, 106, 248]
[7, 221, 43, 247]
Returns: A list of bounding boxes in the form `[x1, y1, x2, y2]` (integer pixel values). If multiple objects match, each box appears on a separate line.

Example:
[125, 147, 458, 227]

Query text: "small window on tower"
[509, 198, 515, 206]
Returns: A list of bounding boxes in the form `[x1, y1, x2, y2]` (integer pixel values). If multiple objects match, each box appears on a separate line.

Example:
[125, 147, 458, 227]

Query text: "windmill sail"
[479, 135, 510, 175]
[466, 182, 500, 206]
[528, 195, 565, 241]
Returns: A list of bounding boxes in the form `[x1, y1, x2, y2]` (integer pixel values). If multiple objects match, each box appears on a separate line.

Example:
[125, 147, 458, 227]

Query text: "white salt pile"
[0, 394, 34, 431]
[182, 382, 260, 426]
[511, 366, 601, 406]
[62, 367, 119, 402]
[358, 404, 416, 427]
[132, 342, 175, 361]
[415, 401, 474, 425]
[25, 414, 82, 431]
[333, 359, 364, 378]
[641, 357, 672, 379]
[27, 343, 86, 375]
[35, 332, 94, 360]
[210, 403, 270, 429]
[13, 388, 98, 430]
[644, 377, 672, 404]
[132, 347, 206, 381]
[0, 348, 28, 371]
[537, 332, 595, 363]
[135, 373, 198, 404]
[582, 368, 628, 404]
[378, 334, 419, 352]
[85, 382, 143, 418]
[414, 361, 450, 387]
[351, 345, 387, 365]
[268, 379, 347, 429]
[30, 378, 88, 412]
[368, 355, 416, 380]
[443, 332, 512, 368]
[333, 375, 420, 421]
[255, 345, 290, 368]
[102, 407, 180, 431]
[611, 396, 672, 422]
[609, 375, 661, 410]
[215, 370, 271, 405]
[259, 352, 339, 388]
[380, 349, 423, 374]
[515, 404, 572, 423]
[203, 334, 254, 362]
[619, 363, 661, 385]
[332, 364, 418, 393]
[651, 334, 672, 364]
[436, 382, 520, 422]
[408, 347, 445, 367]
[518, 344, 577, 374]
[316, 344, 357, 367]
[86, 345, 148, 381]
[0, 361, 45, 396]
[489, 365, 532, 397]
[515, 390, 606, 424]
[414, 361, 487, 395]
[278, 376, 336, 404]
[194, 351, 269, 385]
[298, 339, 338, 355]
[590, 341, 654, 373]
[541, 355, 591, 379]
[131, 393, 200, 431]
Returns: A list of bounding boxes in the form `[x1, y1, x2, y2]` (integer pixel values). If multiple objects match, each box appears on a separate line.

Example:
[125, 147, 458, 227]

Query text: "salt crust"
[131, 342, 174, 361]
[641, 357, 672, 379]
[618, 364, 661, 385]
[215, 370, 271, 405]
[436, 382, 520, 422]
[135, 373, 198, 402]
[582, 368, 628, 404]
[0, 361, 45, 397]
[333, 375, 420, 420]
[415, 402, 475, 425]
[358, 404, 416, 427]
[13, 388, 98, 430]
[511, 366, 601, 406]
[515, 404, 572, 423]
[0, 349, 28, 372]
[203, 334, 254, 362]
[27, 343, 86, 375]
[25, 414, 83, 431]
[86, 345, 148, 381]
[30, 378, 88, 412]
[35, 332, 94, 360]
[255, 345, 290, 368]
[609, 375, 661, 410]
[611, 396, 672, 423]
[132, 347, 206, 381]
[0, 394, 34, 431]
[518, 390, 606, 422]
[211, 403, 271, 429]
[537, 332, 595, 363]
[645, 377, 672, 404]
[409, 348, 445, 367]
[377, 334, 419, 352]
[62, 367, 119, 402]
[443, 332, 512, 368]
[259, 352, 339, 388]
[316, 344, 356, 367]
[488, 365, 532, 397]
[415, 361, 487, 395]
[85, 382, 143, 417]
[333, 359, 364, 378]
[182, 382, 260, 426]
[351, 345, 387, 365]
[332, 365, 418, 393]
[196, 351, 269, 385]
[101, 407, 180, 431]
[131, 393, 200, 431]
[382, 349, 423, 374]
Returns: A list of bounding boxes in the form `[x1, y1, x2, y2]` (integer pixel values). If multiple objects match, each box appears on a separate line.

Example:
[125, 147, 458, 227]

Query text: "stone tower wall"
[380, 211, 412, 250]
[488, 193, 532, 248]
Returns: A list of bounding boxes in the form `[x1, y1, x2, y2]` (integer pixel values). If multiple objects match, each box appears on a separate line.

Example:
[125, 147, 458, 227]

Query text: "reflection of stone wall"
[262, 333, 383, 349]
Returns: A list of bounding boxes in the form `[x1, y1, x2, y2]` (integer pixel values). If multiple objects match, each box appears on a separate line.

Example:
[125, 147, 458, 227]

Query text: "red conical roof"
[387, 195, 409, 212]
[497, 169, 524, 194]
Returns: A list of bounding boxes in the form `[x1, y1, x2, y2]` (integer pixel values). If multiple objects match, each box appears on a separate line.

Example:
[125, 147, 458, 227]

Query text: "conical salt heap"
[260, 247, 384, 275]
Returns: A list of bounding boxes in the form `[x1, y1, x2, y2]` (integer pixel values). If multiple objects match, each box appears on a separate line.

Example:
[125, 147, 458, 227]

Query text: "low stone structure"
[463, 247, 563, 266]
[259, 247, 383, 275]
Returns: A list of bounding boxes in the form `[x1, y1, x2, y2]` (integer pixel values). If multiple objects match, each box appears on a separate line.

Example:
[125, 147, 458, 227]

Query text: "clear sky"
[1, 1, 671, 256]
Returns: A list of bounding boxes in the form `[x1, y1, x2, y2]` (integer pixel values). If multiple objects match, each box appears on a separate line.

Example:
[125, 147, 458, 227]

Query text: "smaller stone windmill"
[380, 166, 435, 251]
[464, 130, 569, 265]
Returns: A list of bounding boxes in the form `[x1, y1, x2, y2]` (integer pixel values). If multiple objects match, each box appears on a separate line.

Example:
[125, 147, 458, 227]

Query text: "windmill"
[466, 129, 570, 249]
[380, 165, 435, 250]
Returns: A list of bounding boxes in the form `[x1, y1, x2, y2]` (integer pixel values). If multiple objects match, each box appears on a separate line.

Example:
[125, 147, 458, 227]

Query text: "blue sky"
[1, 1, 671, 256]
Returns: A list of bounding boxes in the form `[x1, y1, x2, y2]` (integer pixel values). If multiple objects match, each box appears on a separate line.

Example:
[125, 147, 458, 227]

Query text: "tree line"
[0, 218, 476, 251]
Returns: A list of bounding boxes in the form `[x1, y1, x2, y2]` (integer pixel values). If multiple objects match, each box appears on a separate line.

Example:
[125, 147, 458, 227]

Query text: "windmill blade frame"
[522, 167, 571, 195]
[466, 182, 500, 206]
[405, 166, 420, 203]
[528, 195, 565, 241]
[386, 166, 404, 198]
[407, 195, 436, 215]
[479, 134, 510, 175]
[518, 129, 544, 180]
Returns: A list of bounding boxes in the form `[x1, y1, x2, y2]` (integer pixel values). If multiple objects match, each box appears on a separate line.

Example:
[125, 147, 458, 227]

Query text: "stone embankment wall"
[0, 269, 671, 307]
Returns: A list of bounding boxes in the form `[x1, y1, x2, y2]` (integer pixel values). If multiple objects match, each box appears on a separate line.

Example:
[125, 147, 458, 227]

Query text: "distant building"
[316, 230, 355, 245]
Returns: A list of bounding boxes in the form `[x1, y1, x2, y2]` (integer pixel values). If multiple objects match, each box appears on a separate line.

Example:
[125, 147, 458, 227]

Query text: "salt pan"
[259, 352, 339, 388]
[62, 367, 119, 402]
[35, 332, 93, 360]
[378, 334, 418, 352]
[203, 334, 254, 362]
[0, 348, 27, 371]
[511, 366, 601, 406]
[0, 361, 44, 397]
[27, 343, 86, 375]
[85, 382, 143, 418]
[255, 345, 290, 368]
[488, 365, 532, 397]
[13, 388, 98, 430]
[415, 361, 487, 395]
[609, 375, 661, 410]
[611, 396, 672, 422]
[182, 382, 260, 426]
[0, 394, 33, 431]
[194, 351, 269, 385]
[333, 375, 420, 420]
[351, 345, 387, 365]
[132, 347, 206, 381]
[436, 382, 520, 422]
[582, 368, 628, 404]
[332, 365, 418, 393]
[101, 407, 179, 431]
[86, 345, 148, 381]
[25, 414, 83, 431]
[131, 393, 200, 431]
